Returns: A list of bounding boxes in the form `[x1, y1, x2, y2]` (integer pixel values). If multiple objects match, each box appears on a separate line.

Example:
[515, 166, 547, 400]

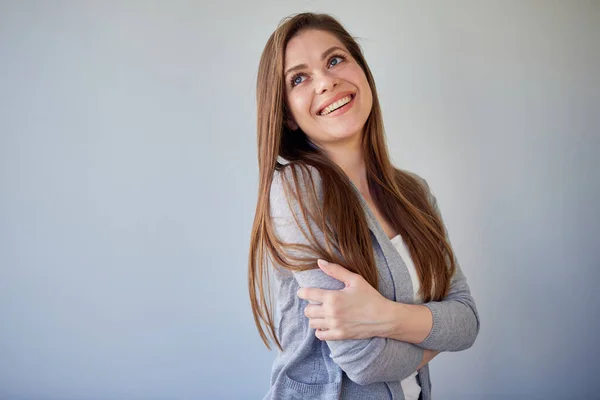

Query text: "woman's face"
[283, 29, 373, 148]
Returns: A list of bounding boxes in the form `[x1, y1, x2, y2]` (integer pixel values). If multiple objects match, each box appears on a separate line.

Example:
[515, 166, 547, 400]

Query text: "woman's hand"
[297, 259, 392, 341]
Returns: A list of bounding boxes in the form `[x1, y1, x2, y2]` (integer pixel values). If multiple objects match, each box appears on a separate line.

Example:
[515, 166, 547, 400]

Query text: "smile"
[319, 94, 356, 117]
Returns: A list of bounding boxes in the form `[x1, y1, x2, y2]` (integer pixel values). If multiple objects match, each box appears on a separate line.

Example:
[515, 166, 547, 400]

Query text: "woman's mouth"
[318, 94, 355, 117]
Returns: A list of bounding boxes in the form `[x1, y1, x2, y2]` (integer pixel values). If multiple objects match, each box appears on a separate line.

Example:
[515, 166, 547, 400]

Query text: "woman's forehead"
[284, 30, 346, 65]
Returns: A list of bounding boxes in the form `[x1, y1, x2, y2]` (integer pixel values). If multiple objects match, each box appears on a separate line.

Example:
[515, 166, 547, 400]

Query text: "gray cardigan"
[264, 163, 480, 400]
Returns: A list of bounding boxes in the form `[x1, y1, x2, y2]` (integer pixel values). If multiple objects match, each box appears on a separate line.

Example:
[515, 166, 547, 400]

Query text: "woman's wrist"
[377, 300, 434, 344]
[374, 299, 408, 339]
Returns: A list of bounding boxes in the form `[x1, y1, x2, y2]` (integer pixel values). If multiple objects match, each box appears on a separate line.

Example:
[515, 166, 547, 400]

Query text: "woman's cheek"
[295, 97, 311, 117]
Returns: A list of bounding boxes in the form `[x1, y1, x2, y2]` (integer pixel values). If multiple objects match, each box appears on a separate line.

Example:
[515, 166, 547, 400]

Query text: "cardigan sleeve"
[412, 174, 481, 352]
[269, 165, 424, 385]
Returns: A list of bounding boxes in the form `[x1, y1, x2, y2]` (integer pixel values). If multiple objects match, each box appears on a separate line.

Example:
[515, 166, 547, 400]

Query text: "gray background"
[1, 1, 599, 399]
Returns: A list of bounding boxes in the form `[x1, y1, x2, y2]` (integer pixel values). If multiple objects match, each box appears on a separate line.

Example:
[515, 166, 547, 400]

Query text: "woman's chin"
[305, 122, 366, 145]
[330, 123, 365, 139]
[321, 129, 363, 144]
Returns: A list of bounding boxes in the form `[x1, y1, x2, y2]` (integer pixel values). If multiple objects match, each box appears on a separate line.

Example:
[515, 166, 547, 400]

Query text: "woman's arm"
[406, 175, 481, 352]
[378, 301, 435, 344]
[300, 258, 478, 351]
[417, 349, 440, 370]
[297, 174, 480, 352]
[377, 268, 479, 352]
[270, 166, 429, 385]
[298, 260, 434, 344]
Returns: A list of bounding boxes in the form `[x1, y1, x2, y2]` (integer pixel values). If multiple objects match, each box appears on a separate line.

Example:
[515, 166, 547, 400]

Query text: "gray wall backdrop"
[1, 1, 599, 399]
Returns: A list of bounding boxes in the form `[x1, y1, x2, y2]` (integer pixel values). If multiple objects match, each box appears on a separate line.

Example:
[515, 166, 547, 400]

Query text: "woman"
[248, 12, 480, 400]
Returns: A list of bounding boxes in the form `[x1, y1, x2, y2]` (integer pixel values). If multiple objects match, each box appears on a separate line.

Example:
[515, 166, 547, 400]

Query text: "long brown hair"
[248, 12, 456, 351]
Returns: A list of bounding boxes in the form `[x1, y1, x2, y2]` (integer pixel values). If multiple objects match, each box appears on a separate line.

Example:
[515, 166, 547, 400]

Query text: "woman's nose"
[315, 72, 339, 94]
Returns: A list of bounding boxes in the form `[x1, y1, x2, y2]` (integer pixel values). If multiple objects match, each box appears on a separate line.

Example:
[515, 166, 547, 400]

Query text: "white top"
[390, 233, 422, 400]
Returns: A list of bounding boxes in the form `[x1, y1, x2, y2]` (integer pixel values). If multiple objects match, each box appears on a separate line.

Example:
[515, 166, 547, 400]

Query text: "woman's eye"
[329, 56, 345, 67]
[290, 55, 345, 87]
[291, 74, 305, 87]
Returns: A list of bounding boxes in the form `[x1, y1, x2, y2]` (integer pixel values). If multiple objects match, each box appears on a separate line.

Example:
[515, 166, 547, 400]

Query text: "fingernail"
[317, 259, 329, 268]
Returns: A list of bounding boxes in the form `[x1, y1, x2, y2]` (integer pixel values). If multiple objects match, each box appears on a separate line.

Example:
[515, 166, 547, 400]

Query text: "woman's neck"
[323, 140, 369, 196]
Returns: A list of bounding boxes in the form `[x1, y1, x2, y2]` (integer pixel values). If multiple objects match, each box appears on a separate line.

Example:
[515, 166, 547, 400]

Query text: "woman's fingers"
[317, 259, 357, 286]
[309, 318, 328, 330]
[297, 287, 328, 303]
[315, 328, 342, 341]
[304, 303, 324, 318]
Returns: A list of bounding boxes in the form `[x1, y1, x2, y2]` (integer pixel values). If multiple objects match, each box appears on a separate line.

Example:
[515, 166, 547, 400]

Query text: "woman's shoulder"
[395, 168, 440, 217]
[271, 161, 323, 197]
[397, 167, 427, 186]
[269, 161, 325, 224]
[397, 167, 434, 194]
[274, 159, 322, 181]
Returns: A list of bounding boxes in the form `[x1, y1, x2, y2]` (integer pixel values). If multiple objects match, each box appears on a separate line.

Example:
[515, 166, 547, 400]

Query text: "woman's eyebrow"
[284, 46, 346, 77]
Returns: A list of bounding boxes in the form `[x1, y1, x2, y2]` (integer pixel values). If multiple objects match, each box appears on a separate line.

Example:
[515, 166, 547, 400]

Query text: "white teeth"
[320, 95, 352, 116]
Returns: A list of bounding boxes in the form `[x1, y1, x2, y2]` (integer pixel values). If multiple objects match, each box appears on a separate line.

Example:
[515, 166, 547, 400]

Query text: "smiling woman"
[282, 31, 372, 143]
[248, 12, 480, 400]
